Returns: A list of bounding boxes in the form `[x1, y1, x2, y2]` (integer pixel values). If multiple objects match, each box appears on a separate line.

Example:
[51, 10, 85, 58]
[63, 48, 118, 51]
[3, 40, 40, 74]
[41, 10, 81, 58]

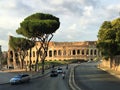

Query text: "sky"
[0, 0, 120, 51]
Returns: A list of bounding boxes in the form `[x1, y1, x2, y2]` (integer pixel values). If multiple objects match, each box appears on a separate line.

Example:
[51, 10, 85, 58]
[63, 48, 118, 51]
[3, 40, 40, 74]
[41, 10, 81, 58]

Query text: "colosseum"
[7, 41, 101, 68]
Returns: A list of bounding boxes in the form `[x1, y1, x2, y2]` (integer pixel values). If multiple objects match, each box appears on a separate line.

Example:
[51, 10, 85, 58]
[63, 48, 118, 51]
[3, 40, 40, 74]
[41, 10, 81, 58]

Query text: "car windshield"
[14, 75, 22, 78]
[51, 70, 56, 73]
[58, 68, 62, 70]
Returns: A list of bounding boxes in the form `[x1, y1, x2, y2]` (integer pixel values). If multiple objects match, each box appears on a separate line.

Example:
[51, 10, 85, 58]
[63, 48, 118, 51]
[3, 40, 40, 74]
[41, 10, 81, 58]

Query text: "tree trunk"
[35, 50, 39, 72]
[21, 59, 24, 69]
[41, 50, 47, 74]
[29, 48, 32, 71]
[41, 59, 44, 74]
[19, 56, 22, 69]
[13, 51, 17, 69]
[110, 56, 114, 69]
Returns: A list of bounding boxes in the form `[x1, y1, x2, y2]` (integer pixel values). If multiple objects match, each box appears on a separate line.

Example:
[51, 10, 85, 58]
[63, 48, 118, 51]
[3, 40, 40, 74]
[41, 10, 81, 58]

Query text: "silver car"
[10, 74, 31, 85]
[57, 68, 63, 73]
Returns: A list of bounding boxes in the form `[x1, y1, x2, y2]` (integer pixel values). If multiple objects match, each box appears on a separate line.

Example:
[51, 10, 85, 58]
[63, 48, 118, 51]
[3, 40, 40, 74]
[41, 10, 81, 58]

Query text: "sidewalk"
[0, 69, 50, 85]
[98, 66, 120, 79]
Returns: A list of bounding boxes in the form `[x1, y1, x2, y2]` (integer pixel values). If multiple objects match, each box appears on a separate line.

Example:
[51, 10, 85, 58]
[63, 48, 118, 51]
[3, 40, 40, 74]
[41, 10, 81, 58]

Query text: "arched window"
[94, 49, 97, 55]
[77, 50, 80, 55]
[90, 50, 93, 55]
[69, 50, 71, 55]
[63, 50, 66, 55]
[27, 61, 29, 64]
[82, 49, 84, 55]
[33, 60, 35, 64]
[49, 50, 52, 57]
[58, 50, 61, 56]
[86, 49, 89, 55]
[73, 50, 76, 55]
[54, 50, 57, 56]
[33, 51, 35, 57]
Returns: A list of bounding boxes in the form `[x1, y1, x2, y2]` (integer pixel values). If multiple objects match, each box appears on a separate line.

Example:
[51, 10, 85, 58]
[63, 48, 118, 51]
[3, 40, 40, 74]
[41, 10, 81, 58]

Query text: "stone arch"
[86, 49, 89, 55]
[54, 50, 57, 56]
[77, 49, 80, 55]
[49, 50, 52, 57]
[58, 50, 62, 56]
[33, 51, 35, 57]
[94, 49, 97, 55]
[82, 49, 84, 55]
[72, 50, 76, 55]
[90, 49, 93, 55]
[63, 50, 66, 56]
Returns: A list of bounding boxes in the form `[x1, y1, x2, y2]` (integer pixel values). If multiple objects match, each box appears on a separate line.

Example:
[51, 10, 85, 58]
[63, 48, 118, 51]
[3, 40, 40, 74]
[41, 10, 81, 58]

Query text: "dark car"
[9, 74, 31, 85]
[50, 70, 58, 77]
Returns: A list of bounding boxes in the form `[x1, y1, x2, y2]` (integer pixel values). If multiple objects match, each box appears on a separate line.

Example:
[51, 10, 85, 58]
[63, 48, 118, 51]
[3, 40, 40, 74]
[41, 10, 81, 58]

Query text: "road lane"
[0, 67, 70, 90]
[74, 62, 120, 90]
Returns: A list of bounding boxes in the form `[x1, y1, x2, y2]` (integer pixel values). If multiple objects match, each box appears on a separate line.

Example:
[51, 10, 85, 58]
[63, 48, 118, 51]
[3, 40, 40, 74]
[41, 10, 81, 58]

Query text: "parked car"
[50, 70, 58, 77]
[9, 74, 31, 85]
[57, 67, 63, 73]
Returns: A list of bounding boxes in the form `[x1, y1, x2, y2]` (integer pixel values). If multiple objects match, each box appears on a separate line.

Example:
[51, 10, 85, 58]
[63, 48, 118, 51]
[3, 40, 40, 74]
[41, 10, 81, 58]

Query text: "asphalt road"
[74, 62, 120, 90]
[0, 67, 70, 90]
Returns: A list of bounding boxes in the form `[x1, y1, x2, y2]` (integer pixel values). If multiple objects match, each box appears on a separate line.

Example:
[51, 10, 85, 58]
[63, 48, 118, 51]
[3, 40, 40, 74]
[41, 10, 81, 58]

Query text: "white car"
[57, 68, 63, 73]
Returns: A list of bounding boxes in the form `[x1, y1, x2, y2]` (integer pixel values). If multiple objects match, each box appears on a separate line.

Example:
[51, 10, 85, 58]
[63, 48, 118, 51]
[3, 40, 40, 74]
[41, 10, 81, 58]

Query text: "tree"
[0, 46, 2, 69]
[9, 36, 34, 69]
[97, 18, 120, 68]
[16, 13, 60, 73]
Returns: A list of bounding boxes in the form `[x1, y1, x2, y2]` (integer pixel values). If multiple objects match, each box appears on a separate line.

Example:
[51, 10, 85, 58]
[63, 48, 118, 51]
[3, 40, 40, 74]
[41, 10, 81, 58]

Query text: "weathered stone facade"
[7, 41, 101, 68]
[24, 41, 101, 65]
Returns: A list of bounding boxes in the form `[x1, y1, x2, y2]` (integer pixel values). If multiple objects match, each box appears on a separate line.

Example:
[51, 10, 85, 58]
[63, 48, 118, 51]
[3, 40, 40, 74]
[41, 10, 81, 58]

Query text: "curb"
[69, 64, 82, 90]
[0, 82, 9, 85]
[31, 70, 50, 79]
[97, 66, 120, 79]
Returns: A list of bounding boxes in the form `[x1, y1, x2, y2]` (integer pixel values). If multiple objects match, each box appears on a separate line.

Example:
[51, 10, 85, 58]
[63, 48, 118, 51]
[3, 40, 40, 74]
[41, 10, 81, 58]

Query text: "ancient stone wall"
[7, 41, 101, 68]
[100, 55, 120, 71]
[24, 41, 101, 65]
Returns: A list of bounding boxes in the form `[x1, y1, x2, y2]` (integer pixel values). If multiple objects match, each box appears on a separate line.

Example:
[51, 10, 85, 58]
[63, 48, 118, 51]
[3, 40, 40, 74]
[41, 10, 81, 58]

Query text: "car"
[50, 70, 58, 77]
[9, 74, 31, 85]
[57, 67, 63, 73]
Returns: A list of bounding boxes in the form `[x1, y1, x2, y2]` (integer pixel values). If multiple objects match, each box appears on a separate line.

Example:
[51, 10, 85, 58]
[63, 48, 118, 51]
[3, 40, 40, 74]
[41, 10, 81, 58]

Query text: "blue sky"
[0, 0, 120, 51]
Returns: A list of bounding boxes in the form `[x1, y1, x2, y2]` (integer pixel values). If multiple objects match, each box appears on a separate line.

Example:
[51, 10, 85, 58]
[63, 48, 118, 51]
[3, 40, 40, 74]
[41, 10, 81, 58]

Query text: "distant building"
[7, 41, 101, 68]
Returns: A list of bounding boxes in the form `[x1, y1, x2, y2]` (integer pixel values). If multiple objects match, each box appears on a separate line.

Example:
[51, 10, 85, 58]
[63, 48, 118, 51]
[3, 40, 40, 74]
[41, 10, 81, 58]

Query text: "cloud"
[0, 0, 120, 51]
[69, 24, 77, 30]
[46, 0, 64, 5]
[0, 40, 8, 51]
[105, 4, 120, 19]
[83, 6, 94, 16]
